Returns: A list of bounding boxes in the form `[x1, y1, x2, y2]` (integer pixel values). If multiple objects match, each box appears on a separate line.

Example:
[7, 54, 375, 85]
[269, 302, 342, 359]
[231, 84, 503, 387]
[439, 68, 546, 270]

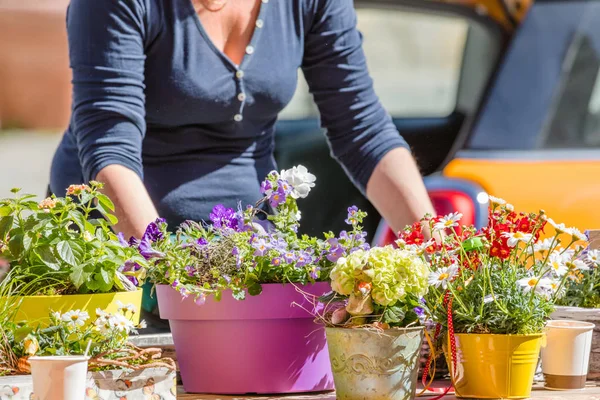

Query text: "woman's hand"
[366, 147, 436, 238]
[97, 165, 160, 240]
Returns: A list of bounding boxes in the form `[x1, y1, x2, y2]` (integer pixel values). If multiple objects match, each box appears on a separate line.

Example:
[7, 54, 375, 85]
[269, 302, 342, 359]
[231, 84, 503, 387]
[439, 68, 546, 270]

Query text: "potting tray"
[176, 381, 600, 399]
[0, 367, 175, 399]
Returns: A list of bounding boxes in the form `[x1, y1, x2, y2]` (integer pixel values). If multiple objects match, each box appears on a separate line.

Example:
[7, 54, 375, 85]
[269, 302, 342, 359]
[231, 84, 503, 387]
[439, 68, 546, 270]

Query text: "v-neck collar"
[185, 0, 268, 70]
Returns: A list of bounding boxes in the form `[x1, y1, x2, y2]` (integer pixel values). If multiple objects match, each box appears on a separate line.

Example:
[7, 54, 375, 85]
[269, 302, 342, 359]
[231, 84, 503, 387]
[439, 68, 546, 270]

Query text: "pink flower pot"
[156, 282, 334, 394]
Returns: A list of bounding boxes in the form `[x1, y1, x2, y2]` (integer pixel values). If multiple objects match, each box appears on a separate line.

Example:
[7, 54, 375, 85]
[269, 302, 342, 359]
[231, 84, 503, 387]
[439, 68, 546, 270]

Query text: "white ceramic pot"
[29, 356, 89, 400]
[541, 320, 595, 390]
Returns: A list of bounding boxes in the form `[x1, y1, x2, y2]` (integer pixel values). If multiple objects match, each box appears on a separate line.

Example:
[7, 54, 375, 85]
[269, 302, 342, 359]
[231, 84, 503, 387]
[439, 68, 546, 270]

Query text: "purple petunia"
[309, 266, 320, 280]
[197, 238, 208, 246]
[117, 232, 129, 247]
[138, 237, 165, 260]
[185, 265, 196, 277]
[144, 218, 166, 242]
[210, 205, 240, 230]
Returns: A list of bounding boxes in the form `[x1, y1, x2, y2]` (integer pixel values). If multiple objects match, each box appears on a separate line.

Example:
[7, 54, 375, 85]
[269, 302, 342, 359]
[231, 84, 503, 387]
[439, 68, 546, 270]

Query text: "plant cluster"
[134, 166, 370, 304]
[319, 245, 430, 328]
[397, 196, 588, 335]
[556, 234, 600, 308]
[0, 182, 147, 295]
[0, 303, 150, 376]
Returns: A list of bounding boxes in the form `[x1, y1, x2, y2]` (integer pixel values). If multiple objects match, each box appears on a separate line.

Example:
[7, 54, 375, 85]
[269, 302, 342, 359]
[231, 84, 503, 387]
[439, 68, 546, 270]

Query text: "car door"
[274, 0, 505, 237]
[443, 0, 600, 233]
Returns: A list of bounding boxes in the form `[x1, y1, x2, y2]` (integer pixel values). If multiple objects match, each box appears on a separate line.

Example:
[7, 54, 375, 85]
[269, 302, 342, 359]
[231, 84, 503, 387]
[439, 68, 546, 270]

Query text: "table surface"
[177, 381, 600, 399]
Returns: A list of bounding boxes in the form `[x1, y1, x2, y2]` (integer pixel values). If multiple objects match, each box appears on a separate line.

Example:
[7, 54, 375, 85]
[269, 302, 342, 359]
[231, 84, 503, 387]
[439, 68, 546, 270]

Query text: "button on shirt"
[50, 0, 409, 227]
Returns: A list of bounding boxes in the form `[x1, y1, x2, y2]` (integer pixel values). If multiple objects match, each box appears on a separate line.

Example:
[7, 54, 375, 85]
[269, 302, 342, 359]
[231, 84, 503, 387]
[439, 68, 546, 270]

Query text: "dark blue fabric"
[50, 0, 409, 227]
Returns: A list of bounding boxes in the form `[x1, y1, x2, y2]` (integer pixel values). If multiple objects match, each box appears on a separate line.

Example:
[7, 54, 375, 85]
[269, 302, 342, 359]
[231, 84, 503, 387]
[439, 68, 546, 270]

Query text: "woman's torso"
[51, 0, 307, 227]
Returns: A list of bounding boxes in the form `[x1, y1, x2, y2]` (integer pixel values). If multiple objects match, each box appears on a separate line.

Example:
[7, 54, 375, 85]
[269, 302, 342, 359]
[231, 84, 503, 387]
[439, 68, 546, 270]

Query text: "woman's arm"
[67, 0, 159, 238]
[301, 0, 435, 235]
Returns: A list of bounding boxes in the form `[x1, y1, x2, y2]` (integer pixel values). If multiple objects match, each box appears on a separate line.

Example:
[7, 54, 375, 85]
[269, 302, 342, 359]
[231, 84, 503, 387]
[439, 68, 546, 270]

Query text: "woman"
[50, 0, 435, 242]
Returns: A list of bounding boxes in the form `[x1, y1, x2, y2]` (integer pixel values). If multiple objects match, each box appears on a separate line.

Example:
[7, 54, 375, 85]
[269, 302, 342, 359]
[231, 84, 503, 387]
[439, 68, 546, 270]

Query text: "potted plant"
[316, 245, 430, 400]
[0, 182, 148, 326]
[397, 196, 587, 399]
[140, 166, 370, 394]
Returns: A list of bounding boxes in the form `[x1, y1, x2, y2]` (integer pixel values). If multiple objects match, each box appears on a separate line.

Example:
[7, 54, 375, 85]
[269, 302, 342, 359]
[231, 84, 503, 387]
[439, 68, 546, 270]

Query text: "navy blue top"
[50, 0, 409, 227]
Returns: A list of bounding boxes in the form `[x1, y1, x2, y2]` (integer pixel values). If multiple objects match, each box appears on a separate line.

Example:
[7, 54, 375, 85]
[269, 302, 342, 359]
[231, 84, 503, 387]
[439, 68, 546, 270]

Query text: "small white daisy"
[116, 301, 137, 315]
[502, 231, 533, 248]
[517, 276, 552, 294]
[433, 212, 463, 231]
[548, 252, 568, 277]
[587, 249, 600, 266]
[428, 265, 459, 289]
[111, 313, 135, 332]
[488, 196, 507, 207]
[566, 258, 590, 272]
[61, 310, 89, 328]
[570, 227, 588, 242]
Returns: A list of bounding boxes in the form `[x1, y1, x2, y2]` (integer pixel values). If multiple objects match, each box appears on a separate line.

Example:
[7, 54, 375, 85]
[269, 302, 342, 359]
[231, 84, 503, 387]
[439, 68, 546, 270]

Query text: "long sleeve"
[67, 0, 147, 182]
[301, 0, 410, 194]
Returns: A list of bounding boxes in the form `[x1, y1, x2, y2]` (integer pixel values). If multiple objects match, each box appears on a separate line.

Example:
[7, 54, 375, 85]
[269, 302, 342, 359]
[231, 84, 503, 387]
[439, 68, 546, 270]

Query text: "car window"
[279, 7, 469, 120]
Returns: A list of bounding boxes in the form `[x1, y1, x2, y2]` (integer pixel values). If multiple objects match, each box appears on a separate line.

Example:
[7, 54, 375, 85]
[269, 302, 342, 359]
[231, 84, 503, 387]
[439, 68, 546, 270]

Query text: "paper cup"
[541, 320, 595, 390]
[29, 356, 89, 400]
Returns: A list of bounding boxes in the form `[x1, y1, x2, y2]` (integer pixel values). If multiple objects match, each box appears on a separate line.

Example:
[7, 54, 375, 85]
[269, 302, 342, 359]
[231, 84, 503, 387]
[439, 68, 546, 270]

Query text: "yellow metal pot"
[5, 289, 143, 327]
[445, 333, 543, 399]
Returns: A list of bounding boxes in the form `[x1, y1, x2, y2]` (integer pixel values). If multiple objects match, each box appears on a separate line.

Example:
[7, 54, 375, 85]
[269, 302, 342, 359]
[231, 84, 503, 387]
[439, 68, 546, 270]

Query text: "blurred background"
[0, 0, 598, 243]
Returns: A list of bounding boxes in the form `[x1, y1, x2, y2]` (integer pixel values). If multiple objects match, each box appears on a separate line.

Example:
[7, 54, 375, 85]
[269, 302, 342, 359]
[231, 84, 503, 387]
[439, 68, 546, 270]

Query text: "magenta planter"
[156, 282, 334, 394]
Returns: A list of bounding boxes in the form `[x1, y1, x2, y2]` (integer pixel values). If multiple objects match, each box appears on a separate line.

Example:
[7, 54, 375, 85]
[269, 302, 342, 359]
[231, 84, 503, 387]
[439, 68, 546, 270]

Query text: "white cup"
[541, 319, 595, 390]
[29, 356, 89, 400]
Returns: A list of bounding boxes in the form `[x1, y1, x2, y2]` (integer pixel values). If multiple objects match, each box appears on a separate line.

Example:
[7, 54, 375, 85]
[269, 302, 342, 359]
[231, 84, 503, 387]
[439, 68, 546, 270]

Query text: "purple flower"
[128, 236, 140, 247]
[197, 238, 208, 246]
[309, 266, 320, 280]
[185, 265, 196, 277]
[138, 237, 165, 260]
[268, 186, 287, 208]
[126, 276, 139, 286]
[277, 179, 293, 195]
[117, 232, 129, 247]
[232, 246, 242, 268]
[252, 238, 270, 257]
[171, 280, 180, 289]
[414, 306, 425, 318]
[119, 260, 141, 273]
[143, 218, 166, 242]
[210, 205, 240, 230]
[283, 251, 296, 264]
[269, 237, 288, 252]
[296, 251, 312, 268]
[271, 257, 282, 267]
[345, 206, 359, 225]
[339, 231, 350, 241]
[327, 245, 345, 263]
[260, 180, 272, 195]
[223, 274, 232, 284]
[195, 294, 206, 306]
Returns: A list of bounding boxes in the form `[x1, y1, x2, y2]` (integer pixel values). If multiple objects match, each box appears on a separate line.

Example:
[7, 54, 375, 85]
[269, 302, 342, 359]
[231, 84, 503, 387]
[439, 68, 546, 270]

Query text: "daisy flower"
[428, 265, 459, 289]
[62, 310, 90, 328]
[549, 279, 566, 298]
[548, 252, 568, 277]
[111, 313, 135, 332]
[534, 238, 554, 255]
[433, 213, 463, 231]
[517, 277, 551, 295]
[566, 258, 589, 272]
[587, 249, 600, 266]
[547, 218, 570, 235]
[116, 300, 137, 315]
[488, 196, 506, 207]
[570, 227, 588, 242]
[502, 231, 533, 248]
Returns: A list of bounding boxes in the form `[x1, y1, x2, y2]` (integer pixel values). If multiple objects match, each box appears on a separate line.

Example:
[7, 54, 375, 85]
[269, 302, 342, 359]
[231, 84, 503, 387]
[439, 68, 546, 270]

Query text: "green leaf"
[35, 246, 61, 271]
[0, 206, 12, 217]
[69, 265, 88, 289]
[69, 211, 87, 233]
[248, 281, 263, 296]
[0, 216, 13, 240]
[79, 191, 94, 205]
[383, 304, 406, 324]
[8, 234, 23, 257]
[56, 240, 84, 267]
[96, 193, 115, 212]
[95, 228, 108, 242]
[232, 289, 246, 301]
[10, 188, 21, 194]
[463, 237, 484, 252]
[22, 232, 33, 251]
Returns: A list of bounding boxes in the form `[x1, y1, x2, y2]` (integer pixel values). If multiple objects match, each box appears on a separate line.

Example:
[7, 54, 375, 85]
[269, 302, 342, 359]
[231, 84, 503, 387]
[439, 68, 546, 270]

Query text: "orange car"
[273, 0, 599, 241]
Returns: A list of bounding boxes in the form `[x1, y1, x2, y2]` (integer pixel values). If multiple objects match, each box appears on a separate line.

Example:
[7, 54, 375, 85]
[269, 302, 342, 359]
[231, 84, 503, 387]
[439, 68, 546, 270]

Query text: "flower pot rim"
[29, 355, 90, 362]
[453, 332, 545, 338]
[325, 325, 425, 333]
[6, 288, 143, 300]
[546, 319, 595, 330]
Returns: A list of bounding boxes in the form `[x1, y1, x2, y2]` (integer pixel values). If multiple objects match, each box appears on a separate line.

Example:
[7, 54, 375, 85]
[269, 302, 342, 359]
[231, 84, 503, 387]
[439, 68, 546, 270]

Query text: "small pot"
[325, 326, 424, 400]
[29, 355, 89, 400]
[541, 319, 595, 390]
[445, 333, 543, 399]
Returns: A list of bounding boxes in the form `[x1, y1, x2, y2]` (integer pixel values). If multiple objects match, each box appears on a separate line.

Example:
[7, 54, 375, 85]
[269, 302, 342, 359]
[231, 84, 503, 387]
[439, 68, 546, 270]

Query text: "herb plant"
[0, 183, 147, 295]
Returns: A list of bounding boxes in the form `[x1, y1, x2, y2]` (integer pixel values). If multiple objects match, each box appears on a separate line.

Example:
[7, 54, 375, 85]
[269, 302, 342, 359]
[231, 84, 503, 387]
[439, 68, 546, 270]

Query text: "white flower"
[61, 310, 89, 328]
[111, 313, 135, 333]
[116, 300, 137, 315]
[548, 252, 568, 277]
[517, 277, 552, 294]
[488, 196, 506, 206]
[433, 212, 463, 231]
[82, 231, 93, 242]
[547, 218, 570, 234]
[505, 203, 515, 211]
[51, 311, 62, 321]
[549, 279, 566, 298]
[566, 258, 589, 272]
[428, 265, 458, 289]
[138, 320, 148, 329]
[502, 231, 533, 248]
[279, 165, 316, 199]
[94, 315, 114, 334]
[534, 238, 554, 254]
[587, 249, 600, 266]
[483, 294, 495, 304]
[95, 308, 108, 318]
[570, 228, 588, 242]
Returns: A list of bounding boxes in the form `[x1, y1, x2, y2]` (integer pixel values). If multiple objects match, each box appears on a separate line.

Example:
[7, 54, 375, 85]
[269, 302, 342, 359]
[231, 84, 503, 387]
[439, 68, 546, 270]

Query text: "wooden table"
[178, 381, 600, 399]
